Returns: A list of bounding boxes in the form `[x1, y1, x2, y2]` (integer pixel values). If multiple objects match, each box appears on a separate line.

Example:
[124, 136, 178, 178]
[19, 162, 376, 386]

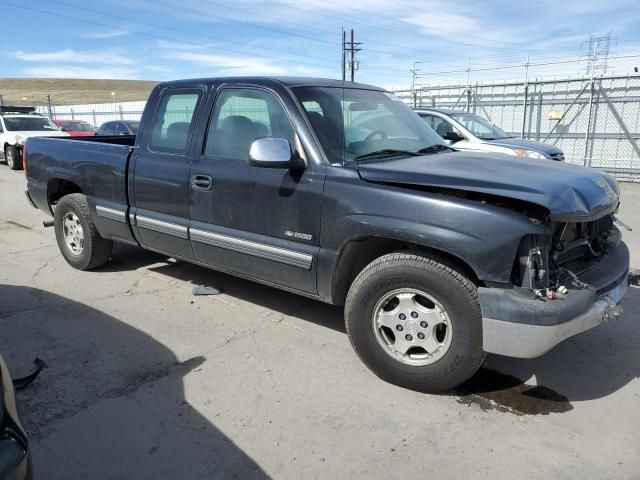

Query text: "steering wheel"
[364, 130, 388, 142]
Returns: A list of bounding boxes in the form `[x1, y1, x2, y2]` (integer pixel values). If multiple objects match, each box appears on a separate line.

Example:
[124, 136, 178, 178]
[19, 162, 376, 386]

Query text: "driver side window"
[205, 89, 294, 161]
[424, 115, 462, 139]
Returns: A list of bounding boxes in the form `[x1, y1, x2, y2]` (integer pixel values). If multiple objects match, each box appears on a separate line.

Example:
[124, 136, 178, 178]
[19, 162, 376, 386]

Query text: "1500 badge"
[285, 230, 313, 241]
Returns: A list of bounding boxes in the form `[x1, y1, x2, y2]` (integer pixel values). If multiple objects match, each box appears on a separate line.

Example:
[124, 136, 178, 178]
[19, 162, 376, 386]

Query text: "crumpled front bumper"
[479, 242, 629, 358]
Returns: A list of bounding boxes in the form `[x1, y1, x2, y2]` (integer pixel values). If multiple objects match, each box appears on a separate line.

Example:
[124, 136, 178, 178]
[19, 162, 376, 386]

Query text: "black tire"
[5, 145, 23, 170]
[345, 252, 485, 393]
[54, 194, 113, 270]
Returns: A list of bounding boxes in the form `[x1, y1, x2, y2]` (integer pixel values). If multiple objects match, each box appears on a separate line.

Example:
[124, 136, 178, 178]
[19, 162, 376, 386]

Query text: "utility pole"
[520, 50, 530, 139]
[341, 29, 362, 82]
[465, 56, 472, 110]
[584, 37, 598, 165]
[47, 94, 53, 118]
[410, 61, 424, 107]
[341, 27, 346, 81]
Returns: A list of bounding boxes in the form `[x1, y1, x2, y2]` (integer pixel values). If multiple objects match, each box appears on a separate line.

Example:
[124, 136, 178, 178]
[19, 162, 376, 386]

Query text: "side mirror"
[442, 131, 465, 143]
[249, 137, 305, 170]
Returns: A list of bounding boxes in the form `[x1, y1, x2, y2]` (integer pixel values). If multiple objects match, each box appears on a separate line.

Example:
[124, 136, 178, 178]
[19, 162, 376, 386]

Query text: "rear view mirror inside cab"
[349, 101, 378, 112]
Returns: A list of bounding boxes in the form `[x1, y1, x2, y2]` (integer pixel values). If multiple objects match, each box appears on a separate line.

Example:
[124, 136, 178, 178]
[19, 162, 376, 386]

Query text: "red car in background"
[52, 119, 97, 137]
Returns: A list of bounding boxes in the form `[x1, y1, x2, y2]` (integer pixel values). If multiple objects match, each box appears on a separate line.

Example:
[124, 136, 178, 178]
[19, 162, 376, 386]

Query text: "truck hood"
[356, 151, 619, 222]
[485, 137, 563, 157]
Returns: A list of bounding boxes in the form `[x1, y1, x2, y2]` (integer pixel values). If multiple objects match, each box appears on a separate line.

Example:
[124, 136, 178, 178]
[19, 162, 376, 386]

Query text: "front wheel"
[5, 145, 22, 170]
[345, 253, 485, 393]
[54, 194, 113, 270]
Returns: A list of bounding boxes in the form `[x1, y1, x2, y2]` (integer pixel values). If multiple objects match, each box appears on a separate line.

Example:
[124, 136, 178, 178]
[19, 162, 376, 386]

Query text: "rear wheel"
[54, 194, 113, 270]
[5, 145, 22, 170]
[345, 252, 485, 393]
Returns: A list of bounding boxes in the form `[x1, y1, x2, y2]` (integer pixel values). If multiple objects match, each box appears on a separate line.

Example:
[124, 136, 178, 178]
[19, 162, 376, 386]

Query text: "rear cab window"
[149, 89, 203, 154]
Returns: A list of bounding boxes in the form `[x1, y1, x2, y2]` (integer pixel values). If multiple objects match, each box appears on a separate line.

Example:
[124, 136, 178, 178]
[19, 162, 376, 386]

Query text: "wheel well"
[47, 179, 83, 207]
[331, 237, 481, 305]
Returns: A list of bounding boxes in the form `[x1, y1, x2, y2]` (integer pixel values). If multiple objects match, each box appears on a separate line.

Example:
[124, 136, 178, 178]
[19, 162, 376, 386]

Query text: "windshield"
[59, 121, 96, 132]
[126, 121, 140, 134]
[448, 112, 511, 140]
[4, 116, 59, 132]
[292, 87, 445, 164]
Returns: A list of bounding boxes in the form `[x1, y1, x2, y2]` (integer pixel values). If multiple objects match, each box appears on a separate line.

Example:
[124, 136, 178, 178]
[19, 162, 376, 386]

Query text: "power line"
[292, 0, 543, 46]
[417, 53, 640, 77]
[280, 0, 538, 51]
[102, 0, 606, 72]
[266, 0, 534, 58]
[0, 1, 338, 72]
[141, 0, 337, 46]
[197, 0, 339, 38]
[48, 0, 339, 67]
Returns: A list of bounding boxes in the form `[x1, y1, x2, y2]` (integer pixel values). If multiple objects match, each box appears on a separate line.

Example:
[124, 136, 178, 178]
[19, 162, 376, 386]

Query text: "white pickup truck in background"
[0, 106, 67, 170]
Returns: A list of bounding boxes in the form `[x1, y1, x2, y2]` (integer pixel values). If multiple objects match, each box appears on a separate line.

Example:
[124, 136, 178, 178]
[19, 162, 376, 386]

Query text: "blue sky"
[1, 0, 639, 87]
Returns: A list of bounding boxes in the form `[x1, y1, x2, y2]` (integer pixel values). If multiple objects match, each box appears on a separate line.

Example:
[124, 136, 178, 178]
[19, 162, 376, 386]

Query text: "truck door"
[188, 87, 323, 294]
[131, 87, 204, 259]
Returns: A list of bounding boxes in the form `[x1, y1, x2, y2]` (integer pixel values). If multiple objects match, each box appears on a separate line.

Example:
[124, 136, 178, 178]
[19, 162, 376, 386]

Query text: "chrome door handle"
[191, 174, 213, 191]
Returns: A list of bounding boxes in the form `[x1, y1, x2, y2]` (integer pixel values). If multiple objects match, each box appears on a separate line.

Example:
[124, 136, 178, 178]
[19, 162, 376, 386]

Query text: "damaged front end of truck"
[481, 202, 629, 358]
[355, 151, 629, 358]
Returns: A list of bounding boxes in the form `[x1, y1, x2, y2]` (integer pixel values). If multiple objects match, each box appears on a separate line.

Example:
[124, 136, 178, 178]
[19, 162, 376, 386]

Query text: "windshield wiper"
[352, 149, 422, 162]
[416, 144, 454, 154]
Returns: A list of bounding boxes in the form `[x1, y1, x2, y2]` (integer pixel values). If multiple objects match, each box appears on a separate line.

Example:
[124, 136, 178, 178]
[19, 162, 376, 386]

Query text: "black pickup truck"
[24, 77, 628, 392]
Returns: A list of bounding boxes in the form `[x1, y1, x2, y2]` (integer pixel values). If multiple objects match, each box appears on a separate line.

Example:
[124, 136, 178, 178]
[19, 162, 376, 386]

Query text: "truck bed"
[25, 135, 134, 234]
[56, 135, 136, 146]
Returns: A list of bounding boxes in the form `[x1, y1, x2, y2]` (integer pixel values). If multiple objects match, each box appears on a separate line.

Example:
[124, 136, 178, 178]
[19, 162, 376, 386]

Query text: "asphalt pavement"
[1, 167, 639, 479]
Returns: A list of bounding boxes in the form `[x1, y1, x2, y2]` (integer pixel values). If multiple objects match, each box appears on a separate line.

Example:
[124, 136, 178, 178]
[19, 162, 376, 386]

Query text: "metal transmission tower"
[410, 61, 425, 107]
[342, 28, 362, 82]
[582, 32, 612, 77]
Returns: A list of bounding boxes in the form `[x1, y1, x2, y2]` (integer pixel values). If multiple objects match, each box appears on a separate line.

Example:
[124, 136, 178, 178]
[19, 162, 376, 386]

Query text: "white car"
[0, 107, 67, 170]
[414, 108, 565, 161]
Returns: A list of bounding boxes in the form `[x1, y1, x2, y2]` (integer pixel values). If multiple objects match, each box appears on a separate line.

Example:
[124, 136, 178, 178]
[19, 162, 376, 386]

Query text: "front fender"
[318, 172, 550, 302]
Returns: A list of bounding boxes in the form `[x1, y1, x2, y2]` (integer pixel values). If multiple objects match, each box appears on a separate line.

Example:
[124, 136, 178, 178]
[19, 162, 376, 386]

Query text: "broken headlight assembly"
[512, 234, 551, 290]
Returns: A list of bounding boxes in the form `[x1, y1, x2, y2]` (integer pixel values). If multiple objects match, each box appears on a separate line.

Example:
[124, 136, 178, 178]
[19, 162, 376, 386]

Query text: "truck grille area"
[549, 152, 565, 161]
[550, 214, 619, 280]
[511, 214, 620, 290]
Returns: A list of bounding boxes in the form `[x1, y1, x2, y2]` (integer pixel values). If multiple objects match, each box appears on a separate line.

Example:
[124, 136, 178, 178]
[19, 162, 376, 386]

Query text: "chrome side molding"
[96, 205, 127, 224]
[136, 215, 189, 239]
[190, 228, 313, 270]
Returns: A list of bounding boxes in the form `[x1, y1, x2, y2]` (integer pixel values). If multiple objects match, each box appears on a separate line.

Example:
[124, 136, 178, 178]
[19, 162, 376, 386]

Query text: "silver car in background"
[415, 108, 565, 161]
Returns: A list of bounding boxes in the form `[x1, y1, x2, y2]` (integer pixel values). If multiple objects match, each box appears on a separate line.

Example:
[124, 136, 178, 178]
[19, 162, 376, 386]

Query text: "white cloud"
[167, 50, 332, 77]
[168, 51, 288, 75]
[13, 49, 134, 65]
[155, 40, 211, 51]
[23, 66, 140, 80]
[80, 29, 128, 39]
[400, 12, 506, 43]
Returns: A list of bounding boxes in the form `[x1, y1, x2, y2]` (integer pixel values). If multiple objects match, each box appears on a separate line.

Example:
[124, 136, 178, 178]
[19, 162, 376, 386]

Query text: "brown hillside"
[0, 78, 159, 106]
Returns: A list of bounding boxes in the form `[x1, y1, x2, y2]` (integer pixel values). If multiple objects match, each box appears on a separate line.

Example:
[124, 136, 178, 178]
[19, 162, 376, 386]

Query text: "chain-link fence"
[391, 74, 640, 179]
[35, 100, 147, 126]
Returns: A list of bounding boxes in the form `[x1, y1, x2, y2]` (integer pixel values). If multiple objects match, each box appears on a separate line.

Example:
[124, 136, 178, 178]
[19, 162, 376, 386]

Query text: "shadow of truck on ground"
[0, 284, 269, 480]
[107, 244, 640, 414]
